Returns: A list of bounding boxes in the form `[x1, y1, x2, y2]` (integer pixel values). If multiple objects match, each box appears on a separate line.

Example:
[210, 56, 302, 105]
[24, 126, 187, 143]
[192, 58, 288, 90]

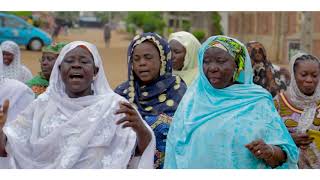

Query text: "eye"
[216, 58, 226, 64]
[203, 58, 210, 64]
[63, 57, 73, 63]
[312, 73, 319, 78]
[145, 54, 153, 60]
[132, 56, 140, 62]
[174, 50, 181, 54]
[300, 72, 307, 77]
[47, 57, 56, 62]
[81, 58, 92, 64]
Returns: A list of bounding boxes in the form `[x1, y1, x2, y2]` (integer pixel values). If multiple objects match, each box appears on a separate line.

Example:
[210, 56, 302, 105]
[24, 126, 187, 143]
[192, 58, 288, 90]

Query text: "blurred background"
[0, 11, 317, 88]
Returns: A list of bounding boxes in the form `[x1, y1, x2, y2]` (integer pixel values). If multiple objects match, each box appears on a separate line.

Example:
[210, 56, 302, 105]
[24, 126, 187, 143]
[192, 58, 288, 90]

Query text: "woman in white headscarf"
[274, 52, 320, 168]
[0, 41, 155, 169]
[168, 31, 201, 86]
[1, 40, 33, 83]
[0, 46, 34, 124]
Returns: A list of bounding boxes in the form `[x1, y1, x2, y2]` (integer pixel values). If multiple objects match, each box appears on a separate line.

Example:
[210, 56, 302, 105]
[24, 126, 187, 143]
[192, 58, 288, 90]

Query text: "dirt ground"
[21, 28, 290, 89]
[21, 28, 131, 89]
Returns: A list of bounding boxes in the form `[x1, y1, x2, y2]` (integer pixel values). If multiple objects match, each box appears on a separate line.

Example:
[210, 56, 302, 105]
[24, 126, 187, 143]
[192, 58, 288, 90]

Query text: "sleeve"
[6, 86, 35, 123]
[259, 99, 299, 169]
[127, 105, 156, 169]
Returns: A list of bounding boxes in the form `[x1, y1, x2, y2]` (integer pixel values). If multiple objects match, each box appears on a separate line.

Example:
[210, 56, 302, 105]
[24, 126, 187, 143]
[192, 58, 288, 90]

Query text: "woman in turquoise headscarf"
[164, 36, 299, 169]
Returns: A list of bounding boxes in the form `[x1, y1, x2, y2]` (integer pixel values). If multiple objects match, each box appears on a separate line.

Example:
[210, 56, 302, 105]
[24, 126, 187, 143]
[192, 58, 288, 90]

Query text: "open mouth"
[69, 73, 84, 80]
[139, 70, 150, 75]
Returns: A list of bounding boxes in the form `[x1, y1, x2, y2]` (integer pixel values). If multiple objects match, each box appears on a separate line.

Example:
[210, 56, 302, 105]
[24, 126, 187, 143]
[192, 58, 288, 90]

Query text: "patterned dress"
[115, 33, 187, 168]
[274, 92, 320, 168]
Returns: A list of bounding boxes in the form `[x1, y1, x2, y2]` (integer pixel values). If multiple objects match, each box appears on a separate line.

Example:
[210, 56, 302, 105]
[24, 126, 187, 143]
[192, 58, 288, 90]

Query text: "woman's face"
[294, 60, 320, 96]
[59, 46, 98, 98]
[132, 41, 161, 85]
[203, 47, 237, 89]
[2, 51, 14, 66]
[248, 45, 265, 64]
[41, 52, 59, 80]
[169, 39, 186, 71]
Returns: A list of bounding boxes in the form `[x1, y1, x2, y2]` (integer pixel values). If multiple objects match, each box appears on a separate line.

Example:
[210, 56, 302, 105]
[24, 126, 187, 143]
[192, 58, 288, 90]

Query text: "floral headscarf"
[207, 36, 246, 82]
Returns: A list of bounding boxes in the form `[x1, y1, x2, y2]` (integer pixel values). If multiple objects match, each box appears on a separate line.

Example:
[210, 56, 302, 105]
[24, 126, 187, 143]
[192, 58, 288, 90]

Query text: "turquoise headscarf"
[164, 36, 299, 169]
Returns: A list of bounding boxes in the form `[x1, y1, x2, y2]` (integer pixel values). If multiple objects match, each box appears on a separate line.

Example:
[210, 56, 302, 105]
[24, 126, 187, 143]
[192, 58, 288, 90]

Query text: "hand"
[246, 139, 287, 168]
[115, 101, 151, 155]
[245, 139, 273, 160]
[0, 100, 9, 129]
[290, 132, 313, 150]
[115, 101, 147, 134]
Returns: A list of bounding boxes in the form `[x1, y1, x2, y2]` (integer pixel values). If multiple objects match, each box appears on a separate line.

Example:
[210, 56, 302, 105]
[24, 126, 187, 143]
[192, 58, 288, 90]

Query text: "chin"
[303, 91, 315, 96]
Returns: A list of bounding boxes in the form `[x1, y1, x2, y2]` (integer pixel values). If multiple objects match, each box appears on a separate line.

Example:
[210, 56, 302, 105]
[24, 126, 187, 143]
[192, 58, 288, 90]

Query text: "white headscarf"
[168, 31, 201, 86]
[287, 52, 320, 132]
[1, 40, 33, 83]
[3, 41, 155, 169]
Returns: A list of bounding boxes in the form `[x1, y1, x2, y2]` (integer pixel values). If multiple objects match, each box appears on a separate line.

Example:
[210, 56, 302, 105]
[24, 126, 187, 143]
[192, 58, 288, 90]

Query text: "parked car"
[0, 13, 52, 51]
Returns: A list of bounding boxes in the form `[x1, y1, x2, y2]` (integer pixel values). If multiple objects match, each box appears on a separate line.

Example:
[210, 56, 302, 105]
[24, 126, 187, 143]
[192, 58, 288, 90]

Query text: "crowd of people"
[0, 30, 319, 169]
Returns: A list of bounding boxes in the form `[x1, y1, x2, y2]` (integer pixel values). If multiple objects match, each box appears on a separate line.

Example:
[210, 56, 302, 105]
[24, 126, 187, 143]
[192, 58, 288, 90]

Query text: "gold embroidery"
[166, 100, 174, 107]
[158, 94, 167, 102]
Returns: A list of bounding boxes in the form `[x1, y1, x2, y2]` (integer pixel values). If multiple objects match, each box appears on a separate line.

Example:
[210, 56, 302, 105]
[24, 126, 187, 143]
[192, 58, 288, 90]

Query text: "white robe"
[1, 41, 155, 168]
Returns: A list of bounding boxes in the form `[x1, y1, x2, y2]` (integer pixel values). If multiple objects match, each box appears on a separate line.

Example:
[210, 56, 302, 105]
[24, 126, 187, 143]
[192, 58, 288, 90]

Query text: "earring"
[93, 76, 97, 81]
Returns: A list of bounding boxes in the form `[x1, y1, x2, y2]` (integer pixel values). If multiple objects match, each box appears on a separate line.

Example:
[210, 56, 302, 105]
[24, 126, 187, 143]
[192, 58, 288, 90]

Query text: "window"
[3, 17, 25, 28]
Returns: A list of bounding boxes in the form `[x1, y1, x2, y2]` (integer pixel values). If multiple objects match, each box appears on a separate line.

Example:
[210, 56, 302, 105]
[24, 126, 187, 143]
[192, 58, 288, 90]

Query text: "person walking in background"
[103, 23, 111, 48]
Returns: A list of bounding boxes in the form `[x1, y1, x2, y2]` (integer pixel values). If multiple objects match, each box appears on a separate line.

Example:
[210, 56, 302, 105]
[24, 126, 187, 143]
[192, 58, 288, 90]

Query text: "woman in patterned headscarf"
[164, 36, 298, 169]
[1, 40, 33, 83]
[115, 32, 187, 169]
[246, 41, 289, 97]
[274, 52, 320, 168]
[26, 42, 68, 97]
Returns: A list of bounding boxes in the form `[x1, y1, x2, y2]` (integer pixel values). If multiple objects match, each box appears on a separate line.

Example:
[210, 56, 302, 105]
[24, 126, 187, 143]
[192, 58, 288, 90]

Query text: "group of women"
[0, 30, 319, 169]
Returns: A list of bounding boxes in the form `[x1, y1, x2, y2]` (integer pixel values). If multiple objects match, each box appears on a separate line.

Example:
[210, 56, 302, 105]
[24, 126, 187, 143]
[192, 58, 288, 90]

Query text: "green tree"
[54, 12, 79, 22]
[211, 12, 224, 35]
[126, 12, 166, 35]
[95, 12, 111, 24]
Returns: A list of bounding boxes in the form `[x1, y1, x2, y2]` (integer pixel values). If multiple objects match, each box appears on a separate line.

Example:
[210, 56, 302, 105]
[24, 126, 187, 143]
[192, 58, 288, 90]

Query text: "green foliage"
[182, 20, 191, 31]
[54, 12, 79, 22]
[192, 30, 206, 42]
[4, 11, 32, 17]
[95, 12, 111, 24]
[211, 12, 224, 35]
[126, 12, 166, 35]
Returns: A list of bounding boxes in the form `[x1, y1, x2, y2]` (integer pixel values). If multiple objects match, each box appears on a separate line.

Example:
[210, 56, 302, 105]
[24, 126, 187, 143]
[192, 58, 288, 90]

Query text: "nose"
[42, 59, 49, 66]
[138, 58, 147, 67]
[71, 60, 81, 68]
[208, 63, 219, 73]
[305, 75, 313, 83]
